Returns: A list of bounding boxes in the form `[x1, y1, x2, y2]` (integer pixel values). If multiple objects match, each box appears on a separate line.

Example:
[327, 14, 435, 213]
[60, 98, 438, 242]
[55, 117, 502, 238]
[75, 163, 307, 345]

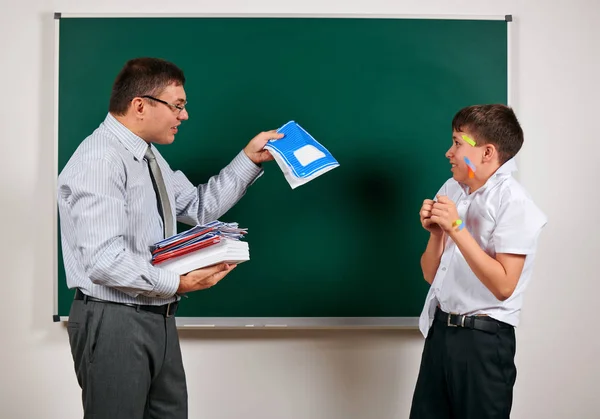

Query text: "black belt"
[434, 307, 512, 334]
[74, 289, 178, 317]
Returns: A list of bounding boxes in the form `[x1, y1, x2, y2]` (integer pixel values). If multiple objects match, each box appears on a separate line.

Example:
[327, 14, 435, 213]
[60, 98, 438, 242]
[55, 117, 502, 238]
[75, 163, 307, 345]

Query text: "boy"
[410, 104, 547, 419]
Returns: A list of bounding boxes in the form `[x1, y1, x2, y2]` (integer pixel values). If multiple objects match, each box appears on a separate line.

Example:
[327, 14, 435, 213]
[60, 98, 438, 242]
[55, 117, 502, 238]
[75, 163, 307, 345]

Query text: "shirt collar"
[460, 157, 518, 195]
[495, 157, 518, 176]
[102, 113, 150, 161]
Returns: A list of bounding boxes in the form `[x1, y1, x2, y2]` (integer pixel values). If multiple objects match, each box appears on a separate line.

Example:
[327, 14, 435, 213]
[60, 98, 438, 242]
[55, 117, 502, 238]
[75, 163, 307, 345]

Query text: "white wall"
[1, 1, 598, 418]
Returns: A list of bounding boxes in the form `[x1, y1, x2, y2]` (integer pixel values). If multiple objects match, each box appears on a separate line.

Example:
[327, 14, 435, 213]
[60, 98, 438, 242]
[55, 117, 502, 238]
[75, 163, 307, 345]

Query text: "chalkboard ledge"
[54, 316, 419, 328]
[176, 317, 419, 329]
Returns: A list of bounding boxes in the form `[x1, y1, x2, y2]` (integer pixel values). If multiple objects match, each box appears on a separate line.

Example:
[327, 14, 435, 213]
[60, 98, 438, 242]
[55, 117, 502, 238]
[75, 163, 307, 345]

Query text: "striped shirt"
[57, 113, 262, 305]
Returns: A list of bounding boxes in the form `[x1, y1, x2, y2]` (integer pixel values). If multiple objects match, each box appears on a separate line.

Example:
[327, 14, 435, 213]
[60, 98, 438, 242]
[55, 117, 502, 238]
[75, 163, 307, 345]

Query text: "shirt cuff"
[494, 246, 536, 255]
[152, 268, 180, 298]
[229, 150, 264, 183]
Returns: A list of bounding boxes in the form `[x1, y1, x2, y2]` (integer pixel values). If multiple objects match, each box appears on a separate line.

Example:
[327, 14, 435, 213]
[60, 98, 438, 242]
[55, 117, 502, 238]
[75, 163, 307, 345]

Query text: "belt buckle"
[447, 313, 465, 327]
[165, 301, 172, 318]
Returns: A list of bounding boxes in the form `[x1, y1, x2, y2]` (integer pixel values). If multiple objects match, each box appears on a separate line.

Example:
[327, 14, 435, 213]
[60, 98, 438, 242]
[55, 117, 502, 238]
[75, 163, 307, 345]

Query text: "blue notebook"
[264, 121, 339, 189]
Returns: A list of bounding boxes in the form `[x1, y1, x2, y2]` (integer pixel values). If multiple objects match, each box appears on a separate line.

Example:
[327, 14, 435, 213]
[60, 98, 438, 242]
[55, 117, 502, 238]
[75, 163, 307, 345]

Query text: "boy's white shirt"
[419, 158, 547, 337]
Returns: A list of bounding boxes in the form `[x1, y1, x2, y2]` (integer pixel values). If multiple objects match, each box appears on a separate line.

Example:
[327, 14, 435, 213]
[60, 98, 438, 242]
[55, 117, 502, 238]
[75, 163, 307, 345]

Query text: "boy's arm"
[447, 230, 525, 300]
[419, 181, 454, 284]
[421, 233, 446, 284]
[431, 195, 546, 301]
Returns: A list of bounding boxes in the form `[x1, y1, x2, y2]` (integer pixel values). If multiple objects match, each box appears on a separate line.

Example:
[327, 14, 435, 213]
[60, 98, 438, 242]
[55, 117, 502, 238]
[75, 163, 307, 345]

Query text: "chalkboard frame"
[53, 13, 512, 328]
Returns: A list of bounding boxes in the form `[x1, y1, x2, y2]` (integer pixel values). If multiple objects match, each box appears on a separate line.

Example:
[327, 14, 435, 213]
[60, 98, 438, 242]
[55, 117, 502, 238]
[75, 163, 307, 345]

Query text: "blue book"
[264, 121, 339, 189]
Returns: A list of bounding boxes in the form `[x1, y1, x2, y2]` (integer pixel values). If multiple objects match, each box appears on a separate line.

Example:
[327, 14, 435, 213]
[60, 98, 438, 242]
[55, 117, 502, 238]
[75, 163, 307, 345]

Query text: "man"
[58, 57, 283, 419]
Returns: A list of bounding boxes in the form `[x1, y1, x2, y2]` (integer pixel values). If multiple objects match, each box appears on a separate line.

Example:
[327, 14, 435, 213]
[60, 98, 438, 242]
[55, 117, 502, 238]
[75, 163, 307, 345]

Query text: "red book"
[152, 227, 216, 255]
[152, 236, 221, 265]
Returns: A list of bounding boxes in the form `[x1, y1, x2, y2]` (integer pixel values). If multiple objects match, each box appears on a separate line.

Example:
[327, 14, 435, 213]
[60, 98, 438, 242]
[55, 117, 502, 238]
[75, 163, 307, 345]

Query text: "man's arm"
[169, 131, 283, 226]
[58, 158, 180, 298]
[170, 151, 263, 226]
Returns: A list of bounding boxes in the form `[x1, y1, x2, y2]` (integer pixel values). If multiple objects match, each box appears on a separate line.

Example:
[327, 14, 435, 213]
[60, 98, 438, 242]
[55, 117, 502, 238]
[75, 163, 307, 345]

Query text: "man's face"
[143, 82, 189, 145]
[445, 129, 482, 183]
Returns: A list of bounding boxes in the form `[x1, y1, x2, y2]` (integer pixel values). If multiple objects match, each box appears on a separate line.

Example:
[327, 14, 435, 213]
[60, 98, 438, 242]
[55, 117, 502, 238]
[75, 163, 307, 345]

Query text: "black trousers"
[410, 309, 517, 419]
[67, 298, 187, 419]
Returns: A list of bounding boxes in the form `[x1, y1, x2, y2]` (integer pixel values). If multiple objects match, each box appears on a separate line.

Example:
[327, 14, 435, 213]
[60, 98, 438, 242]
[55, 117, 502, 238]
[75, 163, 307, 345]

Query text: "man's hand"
[177, 263, 237, 294]
[243, 130, 285, 165]
[420, 199, 444, 236]
[430, 195, 460, 234]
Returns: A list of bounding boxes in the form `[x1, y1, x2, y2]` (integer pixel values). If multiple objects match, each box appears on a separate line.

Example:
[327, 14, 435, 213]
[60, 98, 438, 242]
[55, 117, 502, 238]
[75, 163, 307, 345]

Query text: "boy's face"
[446, 129, 482, 184]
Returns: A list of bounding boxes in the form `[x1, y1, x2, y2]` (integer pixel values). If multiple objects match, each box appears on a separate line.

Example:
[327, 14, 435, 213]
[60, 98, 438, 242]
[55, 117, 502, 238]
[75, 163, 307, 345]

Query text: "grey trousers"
[67, 298, 187, 419]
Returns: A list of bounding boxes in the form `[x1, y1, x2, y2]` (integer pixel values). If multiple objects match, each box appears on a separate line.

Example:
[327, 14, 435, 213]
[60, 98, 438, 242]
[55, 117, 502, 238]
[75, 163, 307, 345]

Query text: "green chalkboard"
[55, 16, 508, 326]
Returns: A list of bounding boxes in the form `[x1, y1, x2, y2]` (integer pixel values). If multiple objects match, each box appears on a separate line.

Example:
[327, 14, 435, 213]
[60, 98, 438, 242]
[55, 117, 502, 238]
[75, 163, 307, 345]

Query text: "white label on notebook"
[293, 145, 326, 166]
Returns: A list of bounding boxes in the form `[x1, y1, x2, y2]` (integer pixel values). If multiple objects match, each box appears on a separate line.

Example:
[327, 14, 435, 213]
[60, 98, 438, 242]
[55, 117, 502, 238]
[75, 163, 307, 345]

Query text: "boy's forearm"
[449, 229, 513, 300]
[421, 233, 445, 284]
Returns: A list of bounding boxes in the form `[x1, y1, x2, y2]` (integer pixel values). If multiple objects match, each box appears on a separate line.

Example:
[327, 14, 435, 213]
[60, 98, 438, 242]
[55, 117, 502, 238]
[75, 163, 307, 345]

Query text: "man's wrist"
[150, 269, 180, 298]
[232, 150, 263, 178]
[176, 275, 186, 294]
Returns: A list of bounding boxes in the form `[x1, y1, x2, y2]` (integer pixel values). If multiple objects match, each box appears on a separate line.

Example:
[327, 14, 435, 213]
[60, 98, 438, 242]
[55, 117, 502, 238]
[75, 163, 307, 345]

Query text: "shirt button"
[441, 267, 447, 271]
[462, 201, 468, 205]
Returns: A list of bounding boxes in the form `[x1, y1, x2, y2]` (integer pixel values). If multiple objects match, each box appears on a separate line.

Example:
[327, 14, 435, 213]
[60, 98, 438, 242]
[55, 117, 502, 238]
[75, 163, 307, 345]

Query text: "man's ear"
[131, 97, 146, 118]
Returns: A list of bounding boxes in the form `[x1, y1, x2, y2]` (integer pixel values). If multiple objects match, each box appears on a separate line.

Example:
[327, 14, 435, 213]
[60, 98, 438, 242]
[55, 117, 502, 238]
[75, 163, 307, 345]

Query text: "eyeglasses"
[141, 95, 187, 115]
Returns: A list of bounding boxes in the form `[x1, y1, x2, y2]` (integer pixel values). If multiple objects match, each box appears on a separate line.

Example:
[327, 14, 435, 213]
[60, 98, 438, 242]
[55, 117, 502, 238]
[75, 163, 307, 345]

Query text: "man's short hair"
[109, 57, 186, 115]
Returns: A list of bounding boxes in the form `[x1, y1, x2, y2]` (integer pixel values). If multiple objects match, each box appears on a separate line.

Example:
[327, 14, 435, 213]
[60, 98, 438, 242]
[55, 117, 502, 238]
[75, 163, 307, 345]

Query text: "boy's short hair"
[452, 104, 523, 164]
[109, 57, 186, 115]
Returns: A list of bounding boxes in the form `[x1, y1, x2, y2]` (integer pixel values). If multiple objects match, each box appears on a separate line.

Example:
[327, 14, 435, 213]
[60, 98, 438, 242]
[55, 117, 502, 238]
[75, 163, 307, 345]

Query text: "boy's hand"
[430, 195, 460, 234]
[420, 199, 444, 236]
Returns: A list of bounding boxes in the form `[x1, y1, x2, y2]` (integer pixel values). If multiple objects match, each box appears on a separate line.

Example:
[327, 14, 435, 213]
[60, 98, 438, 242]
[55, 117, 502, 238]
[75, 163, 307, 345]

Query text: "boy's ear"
[482, 144, 497, 162]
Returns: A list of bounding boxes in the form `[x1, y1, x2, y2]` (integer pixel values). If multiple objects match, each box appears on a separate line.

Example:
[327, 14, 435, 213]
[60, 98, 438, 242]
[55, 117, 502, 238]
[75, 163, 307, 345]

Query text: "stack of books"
[150, 221, 249, 275]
